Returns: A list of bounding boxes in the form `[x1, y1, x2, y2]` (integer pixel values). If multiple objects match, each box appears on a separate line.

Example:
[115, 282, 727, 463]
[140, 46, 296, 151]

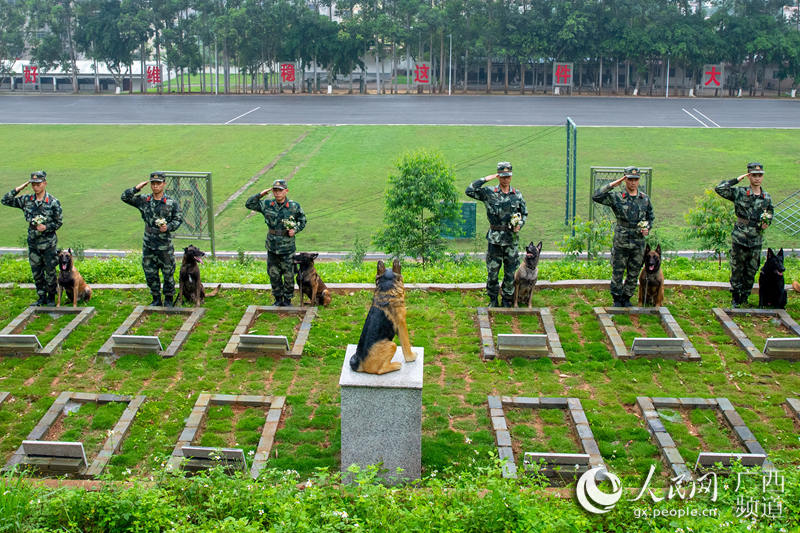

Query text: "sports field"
[1, 125, 797, 252]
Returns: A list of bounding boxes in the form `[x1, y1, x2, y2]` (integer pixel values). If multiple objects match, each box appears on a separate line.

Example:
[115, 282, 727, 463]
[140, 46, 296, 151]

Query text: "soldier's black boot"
[280, 297, 292, 307]
[45, 292, 56, 307]
[622, 299, 633, 308]
[489, 295, 499, 308]
[501, 296, 513, 308]
[30, 294, 47, 307]
[149, 293, 162, 307]
[163, 294, 175, 308]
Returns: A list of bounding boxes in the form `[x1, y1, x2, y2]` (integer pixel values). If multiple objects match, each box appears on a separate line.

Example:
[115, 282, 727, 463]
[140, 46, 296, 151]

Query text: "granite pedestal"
[340, 344, 423, 483]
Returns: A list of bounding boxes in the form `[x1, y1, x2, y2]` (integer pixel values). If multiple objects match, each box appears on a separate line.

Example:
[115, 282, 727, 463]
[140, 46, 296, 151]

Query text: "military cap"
[149, 171, 166, 182]
[747, 162, 764, 175]
[497, 162, 512, 177]
[272, 179, 287, 190]
[624, 166, 641, 179]
[29, 171, 47, 183]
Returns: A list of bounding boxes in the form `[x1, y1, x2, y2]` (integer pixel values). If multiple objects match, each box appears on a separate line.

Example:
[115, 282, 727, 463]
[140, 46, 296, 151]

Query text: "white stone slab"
[339, 344, 424, 389]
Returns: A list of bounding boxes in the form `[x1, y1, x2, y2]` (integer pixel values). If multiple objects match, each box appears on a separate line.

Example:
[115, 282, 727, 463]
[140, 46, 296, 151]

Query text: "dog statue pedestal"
[339, 343, 423, 483]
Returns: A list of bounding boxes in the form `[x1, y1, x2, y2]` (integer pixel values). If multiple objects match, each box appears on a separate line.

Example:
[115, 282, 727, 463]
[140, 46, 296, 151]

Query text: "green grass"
[0, 282, 800, 486]
[1, 125, 798, 253]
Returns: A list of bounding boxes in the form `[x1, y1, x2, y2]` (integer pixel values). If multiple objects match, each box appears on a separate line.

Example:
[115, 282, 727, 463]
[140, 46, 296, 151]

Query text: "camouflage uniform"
[714, 177, 773, 305]
[466, 178, 527, 306]
[2, 189, 63, 304]
[121, 186, 183, 302]
[592, 182, 654, 305]
[245, 193, 306, 304]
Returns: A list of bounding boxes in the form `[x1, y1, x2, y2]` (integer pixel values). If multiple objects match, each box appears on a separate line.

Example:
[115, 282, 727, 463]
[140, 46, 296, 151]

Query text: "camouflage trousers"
[268, 252, 294, 303]
[142, 246, 175, 298]
[729, 243, 761, 304]
[610, 237, 646, 303]
[486, 243, 520, 302]
[29, 243, 58, 300]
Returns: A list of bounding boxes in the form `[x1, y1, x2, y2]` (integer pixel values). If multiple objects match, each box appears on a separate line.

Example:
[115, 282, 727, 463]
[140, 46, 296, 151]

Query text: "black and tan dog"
[56, 249, 92, 307]
[350, 260, 415, 375]
[177, 245, 220, 306]
[638, 244, 664, 307]
[759, 247, 787, 309]
[513, 241, 541, 308]
[292, 252, 332, 306]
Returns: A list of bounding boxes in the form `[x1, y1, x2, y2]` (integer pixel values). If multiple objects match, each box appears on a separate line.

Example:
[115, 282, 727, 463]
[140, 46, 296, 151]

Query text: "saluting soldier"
[121, 172, 183, 307]
[466, 162, 528, 308]
[715, 162, 773, 308]
[592, 167, 654, 307]
[246, 179, 306, 307]
[2, 171, 63, 306]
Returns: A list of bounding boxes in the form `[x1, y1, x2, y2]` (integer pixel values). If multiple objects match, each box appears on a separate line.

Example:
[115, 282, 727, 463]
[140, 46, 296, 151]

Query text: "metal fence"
[773, 190, 800, 237]
[588, 167, 653, 223]
[162, 171, 215, 257]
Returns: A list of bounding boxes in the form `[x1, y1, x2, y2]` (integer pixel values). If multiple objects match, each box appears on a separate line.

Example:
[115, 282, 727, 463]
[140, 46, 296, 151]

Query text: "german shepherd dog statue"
[759, 247, 787, 309]
[177, 244, 220, 306]
[56, 249, 92, 307]
[350, 260, 415, 375]
[293, 252, 332, 306]
[513, 241, 541, 308]
[638, 244, 664, 307]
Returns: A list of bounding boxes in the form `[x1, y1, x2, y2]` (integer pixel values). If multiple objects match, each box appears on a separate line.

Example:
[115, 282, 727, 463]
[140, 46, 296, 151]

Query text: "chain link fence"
[162, 171, 215, 257]
[588, 167, 653, 223]
[773, 190, 800, 237]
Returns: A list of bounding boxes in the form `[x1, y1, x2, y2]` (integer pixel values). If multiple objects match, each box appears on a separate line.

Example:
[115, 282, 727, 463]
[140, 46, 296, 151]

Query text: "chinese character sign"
[702, 64, 723, 87]
[414, 62, 431, 84]
[553, 63, 573, 86]
[23, 65, 38, 84]
[146, 65, 162, 85]
[280, 63, 296, 83]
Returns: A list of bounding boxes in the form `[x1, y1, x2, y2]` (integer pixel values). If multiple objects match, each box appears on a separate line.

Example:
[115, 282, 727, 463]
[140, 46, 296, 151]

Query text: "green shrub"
[558, 216, 614, 260]
[685, 189, 735, 266]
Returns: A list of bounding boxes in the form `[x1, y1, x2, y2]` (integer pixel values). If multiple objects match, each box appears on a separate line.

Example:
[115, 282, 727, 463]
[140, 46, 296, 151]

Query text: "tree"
[374, 150, 462, 265]
[0, 0, 25, 75]
[685, 189, 735, 266]
[26, 0, 81, 92]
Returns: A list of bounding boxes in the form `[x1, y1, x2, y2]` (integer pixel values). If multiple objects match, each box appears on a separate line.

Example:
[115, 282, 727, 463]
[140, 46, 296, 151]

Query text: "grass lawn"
[0, 125, 798, 253]
[1, 283, 800, 486]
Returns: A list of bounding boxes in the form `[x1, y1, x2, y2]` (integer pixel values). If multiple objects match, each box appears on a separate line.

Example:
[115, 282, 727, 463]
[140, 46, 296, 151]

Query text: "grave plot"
[3, 391, 145, 477]
[593, 306, 699, 361]
[637, 396, 772, 480]
[168, 393, 285, 479]
[0, 306, 95, 356]
[713, 308, 800, 361]
[98, 305, 205, 362]
[476, 307, 564, 361]
[488, 395, 604, 480]
[223, 305, 316, 357]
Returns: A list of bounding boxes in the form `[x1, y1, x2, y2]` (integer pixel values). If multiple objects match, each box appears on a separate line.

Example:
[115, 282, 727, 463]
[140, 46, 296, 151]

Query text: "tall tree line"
[2, 0, 800, 94]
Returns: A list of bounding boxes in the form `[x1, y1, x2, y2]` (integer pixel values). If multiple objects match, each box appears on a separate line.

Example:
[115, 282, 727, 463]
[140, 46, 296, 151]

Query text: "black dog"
[292, 252, 332, 306]
[513, 241, 541, 307]
[759, 247, 787, 309]
[177, 245, 220, 306]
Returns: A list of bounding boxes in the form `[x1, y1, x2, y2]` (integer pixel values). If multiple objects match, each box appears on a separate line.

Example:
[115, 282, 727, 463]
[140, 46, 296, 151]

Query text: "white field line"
[682, 108, 709, 127]
[224, 106, 261, 124]
[692, 108, 721, 127]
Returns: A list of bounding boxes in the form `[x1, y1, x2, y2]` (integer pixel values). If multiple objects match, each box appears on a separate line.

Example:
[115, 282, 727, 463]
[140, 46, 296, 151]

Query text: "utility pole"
[448, 34, 452, 95]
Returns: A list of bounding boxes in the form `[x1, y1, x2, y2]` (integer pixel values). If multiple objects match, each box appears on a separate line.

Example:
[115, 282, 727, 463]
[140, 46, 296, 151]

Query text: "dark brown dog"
[177, 245, 219, 306]
[513, 241, 541, 308]
[350, 260, 415, 375]
[292, 252, 331, 306]
[638, 244, 664, 307]
[57, 249, 92, 307]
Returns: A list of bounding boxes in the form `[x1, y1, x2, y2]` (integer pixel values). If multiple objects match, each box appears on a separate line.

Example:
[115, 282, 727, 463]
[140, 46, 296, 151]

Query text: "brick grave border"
[712, 308, 800, 362]
[0, 391, 9, 406]
[785, 398, 800, 422]
[477, 307, 565, 361]
[97, 305, 206, 361]
[167, 393, 285, 479]
[223, 306, 317, 357]
[637, 396, 772, 479]
[593, 306, 700, 361]
[488, 395, 604, 479]
[0, 306, 96, 356]
[3, 390, 146, 478]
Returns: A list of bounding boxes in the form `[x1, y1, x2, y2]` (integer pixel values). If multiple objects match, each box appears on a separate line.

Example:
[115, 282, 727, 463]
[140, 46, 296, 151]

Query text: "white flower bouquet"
[637, 220, 650, 231]
[31, 215, 46, 227]
[283, 217, 298, 231]
[509, 213, 522, 230]
[759, 210, 773, 228]
[154, 217, 167, 227]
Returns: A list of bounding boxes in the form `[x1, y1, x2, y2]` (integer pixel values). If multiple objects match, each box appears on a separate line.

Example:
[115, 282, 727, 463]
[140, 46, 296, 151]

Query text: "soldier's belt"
[615, 222, 640, 229]
[269, 229, 290, 236]
[489, 225, 510, 231]
[736, 217, 760, 227]
[145, 227, 165, 234]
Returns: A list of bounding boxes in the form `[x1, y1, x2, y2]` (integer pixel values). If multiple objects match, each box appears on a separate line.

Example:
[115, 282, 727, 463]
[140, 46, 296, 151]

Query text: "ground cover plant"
[1, 125, 798, 252]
